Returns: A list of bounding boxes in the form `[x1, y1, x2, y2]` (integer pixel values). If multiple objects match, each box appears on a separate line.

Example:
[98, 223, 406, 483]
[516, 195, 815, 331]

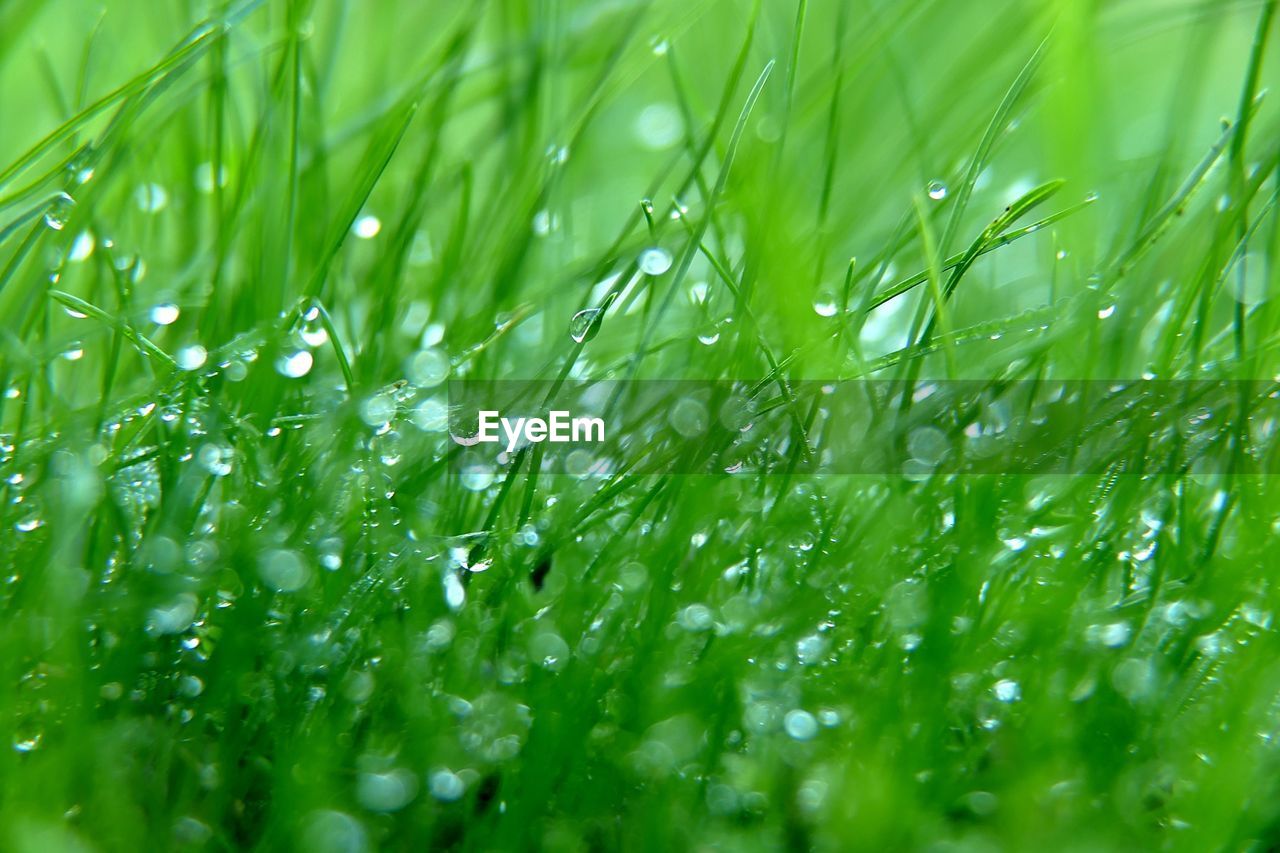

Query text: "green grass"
[3, 0, 1280, 849]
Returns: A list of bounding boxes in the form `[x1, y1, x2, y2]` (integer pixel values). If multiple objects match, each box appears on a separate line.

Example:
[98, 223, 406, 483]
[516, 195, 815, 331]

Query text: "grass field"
[3, 0, 1280, 849]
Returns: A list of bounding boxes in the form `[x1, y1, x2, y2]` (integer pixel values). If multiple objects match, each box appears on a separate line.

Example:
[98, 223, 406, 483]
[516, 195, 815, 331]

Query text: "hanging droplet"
[638, 247, 672, 275]
[150, 303, 180, 325]
[927, 181, 948, 201]
[44, 193, 75, 231]
[568, 293, 617, 344]
[813, 290, 839, 317]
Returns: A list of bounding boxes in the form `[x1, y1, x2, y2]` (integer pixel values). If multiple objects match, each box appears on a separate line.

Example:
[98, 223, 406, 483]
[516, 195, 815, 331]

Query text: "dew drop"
[134, 183, 170, 213]
[44, 193, 74, 230]
[352, 214, 381, 239]
[784, 709, 818, 740]
[276, 350, 313, 378]
[927, 181, 948, 201]
[639, 247, 673, 275]
[812, 291, 839, 317]
[428, 768, 466, 802]
[150, 303, 180, 325]
[259, 548, 310, 592]
[68, 231, 95, 262]
[407, 348, 450, 387]
[176, 345, 207, 371]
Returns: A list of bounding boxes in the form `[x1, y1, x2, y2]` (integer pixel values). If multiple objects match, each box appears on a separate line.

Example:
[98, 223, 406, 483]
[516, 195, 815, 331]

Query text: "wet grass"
[2, 0, 1280, 850]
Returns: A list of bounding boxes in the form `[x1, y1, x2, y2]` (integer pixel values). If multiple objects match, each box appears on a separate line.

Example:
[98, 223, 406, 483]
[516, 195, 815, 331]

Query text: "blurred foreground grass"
[3, 0, 1280, 849]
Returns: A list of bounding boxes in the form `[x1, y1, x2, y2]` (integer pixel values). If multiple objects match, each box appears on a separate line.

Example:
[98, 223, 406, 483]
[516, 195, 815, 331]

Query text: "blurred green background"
[1, 0, 1279, 850]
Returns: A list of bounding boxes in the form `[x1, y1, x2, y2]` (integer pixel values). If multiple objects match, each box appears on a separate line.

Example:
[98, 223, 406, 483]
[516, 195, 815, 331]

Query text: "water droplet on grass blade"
[194, 162, 228, 193]
[44, 193, 74, 230]
[352, 214, 381, 239]
[68, 231, 94, 262]
[198, 444, 233, 476]
[177, 345, 207, 371]
[813, 291, 839, 317]
[429, 768, 466, 802]
[150, 303, 180, 325]
[407, 348, 450, 387]
[299, 307, 329, 346]
[927, 181, 948, 200]
[259, 548, 310, 592]
[569, 292, 617, 344]
[639, 247, 672, 275]
[360, 394, 396, 427]
[15, 512, 43, 533]
[784, 709, 818, 740]
[993, 679, 1021, 702]
[276, 350, 313, 378]
[634, 103, 682, 150]
[134, 183, 169, 213]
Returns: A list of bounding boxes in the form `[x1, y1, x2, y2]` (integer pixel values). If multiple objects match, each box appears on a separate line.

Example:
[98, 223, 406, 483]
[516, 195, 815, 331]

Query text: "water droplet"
[651, 36, 669, 55]
[68, 231, 95, 262]
[1087, 621, 1131, 648]
[302, 811, 367, 853]
[812, 290, 839, 317]
[669, 397, 708, 437]
[259, 548, 310, 592]
[150, 303, 180, 325]
[15, 513, 43, 533]
[1097, 304, 1116, 319]
[176, 345, 207, 371]
[678, 604, 714, 631]
[197, 444, 233, 477]
[460, 464, 495, 492]
[696, 325, 720, 346]
[44, 193, 74, 230]
[13, 731, 42, 753]
[639, 247, 673, 275]
[993, 679, 1021, 703]
[276, 350, 313, 378]
[352, 214, 381, 239]
[134, 183, 169, 213]
[61, 342, 84, 361]
[569, 293, 618, 344]
[1111, 658, 1155, 701]
[1002, 535, 1028, 552]
[407, 348, 450, 387]
[147, 593, 198, 634]
[532, 209, 558, 235]
[194, 162, 228, 193]
[357, 768, 418, 812]
[796, 633, 829, 665]
[784, 709, 818, 740]
[428, 768, 466, 802]
[360, 394, 396, 427]
[444, 572, 466, 610]
[927, 180, 948, 200]
[634, 103, 682, 150]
